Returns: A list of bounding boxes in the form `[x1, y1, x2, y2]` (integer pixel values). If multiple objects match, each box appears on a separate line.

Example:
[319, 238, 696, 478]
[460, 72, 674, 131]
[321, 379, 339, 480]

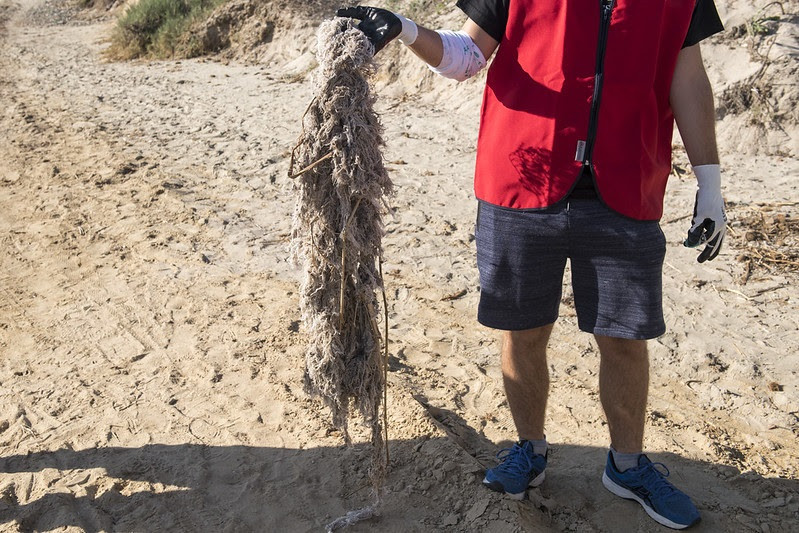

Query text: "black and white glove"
[336, 6, 418, 54]
[684, 164, 727, 263]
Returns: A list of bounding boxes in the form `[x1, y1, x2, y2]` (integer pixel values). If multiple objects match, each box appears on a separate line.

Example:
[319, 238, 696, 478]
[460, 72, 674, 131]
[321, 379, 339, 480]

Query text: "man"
[338, 1, 726, 529]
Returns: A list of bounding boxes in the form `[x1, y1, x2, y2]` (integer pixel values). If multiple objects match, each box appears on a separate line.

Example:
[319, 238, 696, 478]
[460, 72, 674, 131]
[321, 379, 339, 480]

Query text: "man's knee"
[595, 335, 648, 360]
[503, 323, 554, 350]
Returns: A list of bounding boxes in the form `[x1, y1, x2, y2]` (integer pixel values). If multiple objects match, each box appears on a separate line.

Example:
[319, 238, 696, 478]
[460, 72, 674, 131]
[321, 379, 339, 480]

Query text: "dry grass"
[106, 0, 227, 60]
[729, 202, 799, 283]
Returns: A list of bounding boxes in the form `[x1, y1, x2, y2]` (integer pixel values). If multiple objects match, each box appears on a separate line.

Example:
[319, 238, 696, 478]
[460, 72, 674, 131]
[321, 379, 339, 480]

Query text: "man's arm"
[406, 18, 499, 68]
[670, 44, 726, 263]
[670, 44, 718, 166]
[337, 6, 499, 81]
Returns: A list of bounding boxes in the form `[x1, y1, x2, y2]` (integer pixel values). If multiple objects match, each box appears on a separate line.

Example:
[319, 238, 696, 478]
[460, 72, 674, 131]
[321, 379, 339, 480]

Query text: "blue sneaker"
[602, 452, 701, 530]
[482, 441, 547, 500]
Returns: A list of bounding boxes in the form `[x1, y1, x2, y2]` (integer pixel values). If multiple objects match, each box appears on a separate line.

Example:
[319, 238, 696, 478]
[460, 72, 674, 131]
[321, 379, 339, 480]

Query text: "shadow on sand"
[1, 406, 797, 532]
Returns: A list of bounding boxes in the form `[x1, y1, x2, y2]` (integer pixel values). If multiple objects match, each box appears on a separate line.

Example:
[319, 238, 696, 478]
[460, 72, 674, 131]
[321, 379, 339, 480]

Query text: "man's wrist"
[395, 13, 418, 45]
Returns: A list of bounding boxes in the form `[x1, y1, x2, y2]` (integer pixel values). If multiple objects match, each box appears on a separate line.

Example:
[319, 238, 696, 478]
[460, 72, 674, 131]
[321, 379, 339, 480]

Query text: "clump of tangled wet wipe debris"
[289, 17, 392, 530]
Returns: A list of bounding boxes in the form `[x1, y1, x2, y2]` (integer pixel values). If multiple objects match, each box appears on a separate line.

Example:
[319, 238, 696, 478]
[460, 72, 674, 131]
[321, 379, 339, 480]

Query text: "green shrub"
[110, 0, 225, 59]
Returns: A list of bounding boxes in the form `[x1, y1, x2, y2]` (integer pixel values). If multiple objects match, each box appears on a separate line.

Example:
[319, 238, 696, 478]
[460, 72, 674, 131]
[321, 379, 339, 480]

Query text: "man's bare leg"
[595, 335, 649, 453]
[597, 336, 701, 528]
[502, 324, 554, 441]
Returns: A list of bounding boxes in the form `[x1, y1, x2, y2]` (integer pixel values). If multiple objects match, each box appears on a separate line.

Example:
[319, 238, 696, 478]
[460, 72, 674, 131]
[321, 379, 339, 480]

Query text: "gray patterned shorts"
[475, 198, 666, 339]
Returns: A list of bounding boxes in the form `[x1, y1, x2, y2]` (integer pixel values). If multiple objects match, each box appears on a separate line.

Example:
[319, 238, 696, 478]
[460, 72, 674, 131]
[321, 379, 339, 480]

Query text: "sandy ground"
[0, 0, 797, 531]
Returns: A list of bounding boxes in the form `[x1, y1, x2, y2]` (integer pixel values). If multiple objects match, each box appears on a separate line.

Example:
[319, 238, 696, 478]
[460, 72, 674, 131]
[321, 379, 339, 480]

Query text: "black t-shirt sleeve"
[455, 0, 722, 49]
[456, 0, 509, 43]
[682, 0, 724, 47]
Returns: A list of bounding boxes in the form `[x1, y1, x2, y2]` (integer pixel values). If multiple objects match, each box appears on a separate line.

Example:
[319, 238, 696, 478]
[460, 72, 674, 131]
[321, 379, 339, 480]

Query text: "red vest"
[474, 0, 696, 220]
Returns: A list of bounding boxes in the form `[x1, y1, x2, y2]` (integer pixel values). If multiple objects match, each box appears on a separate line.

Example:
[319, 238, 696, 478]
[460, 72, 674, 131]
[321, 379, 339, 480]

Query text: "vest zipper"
[582, 0, 616, 169]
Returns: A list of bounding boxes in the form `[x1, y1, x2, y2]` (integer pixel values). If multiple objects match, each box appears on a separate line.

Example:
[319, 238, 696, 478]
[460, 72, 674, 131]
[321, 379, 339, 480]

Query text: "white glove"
[684, 164, 727, 263]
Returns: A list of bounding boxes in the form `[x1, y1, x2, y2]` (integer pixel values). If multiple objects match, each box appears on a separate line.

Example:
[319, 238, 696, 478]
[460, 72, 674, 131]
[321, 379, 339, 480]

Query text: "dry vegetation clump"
[77, 0, 118, 8]
[105, 0, 339, 62]
[728, 203, 799, 283]
[107, 0, 227, 59]
[715, 3, 799, 155]
[717, 68, 775, 124]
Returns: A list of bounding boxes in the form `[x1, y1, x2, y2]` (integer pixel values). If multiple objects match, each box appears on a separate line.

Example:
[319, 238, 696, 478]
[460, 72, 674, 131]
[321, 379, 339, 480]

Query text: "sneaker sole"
[482, 471, 546, 500]
[602, 471, 699, 530]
